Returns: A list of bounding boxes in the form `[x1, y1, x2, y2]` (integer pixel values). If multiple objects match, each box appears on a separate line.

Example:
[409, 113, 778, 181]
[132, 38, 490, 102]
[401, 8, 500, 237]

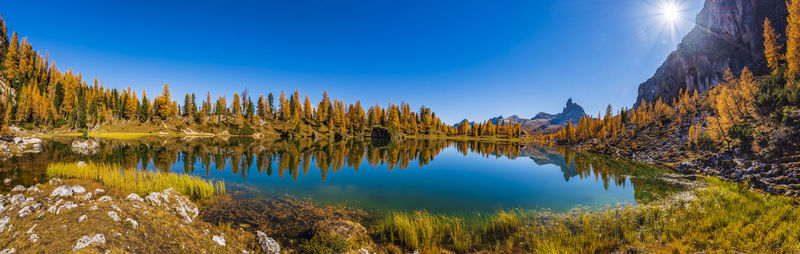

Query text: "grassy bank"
[46, 162, 225, 199]
[39, 132, 220, 140]
[373, 178, 800, 253]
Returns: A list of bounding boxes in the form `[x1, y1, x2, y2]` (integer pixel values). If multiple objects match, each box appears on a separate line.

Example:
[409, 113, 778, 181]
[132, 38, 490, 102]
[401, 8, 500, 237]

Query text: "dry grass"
[373, 178, 800, 253]
[46, 162, 224, 199]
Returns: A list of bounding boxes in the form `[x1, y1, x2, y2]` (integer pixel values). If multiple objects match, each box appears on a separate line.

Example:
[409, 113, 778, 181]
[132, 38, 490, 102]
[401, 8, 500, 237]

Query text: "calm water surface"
[0, 137, 684, 214]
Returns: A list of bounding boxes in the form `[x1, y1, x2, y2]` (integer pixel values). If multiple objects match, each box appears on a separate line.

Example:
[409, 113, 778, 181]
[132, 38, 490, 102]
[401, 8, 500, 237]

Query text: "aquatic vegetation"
[374, 178, 800, 253]
[46, 162, 224, 199]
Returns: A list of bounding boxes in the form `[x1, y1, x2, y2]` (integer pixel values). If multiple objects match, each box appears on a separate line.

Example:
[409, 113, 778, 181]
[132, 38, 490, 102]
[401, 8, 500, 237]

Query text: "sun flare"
[662, 2, 680, 23]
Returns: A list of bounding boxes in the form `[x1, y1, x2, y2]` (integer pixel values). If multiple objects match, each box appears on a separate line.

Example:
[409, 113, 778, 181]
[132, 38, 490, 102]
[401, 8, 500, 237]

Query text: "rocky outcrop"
[636, 0, 788, 106]
[370, 127, 403, 142]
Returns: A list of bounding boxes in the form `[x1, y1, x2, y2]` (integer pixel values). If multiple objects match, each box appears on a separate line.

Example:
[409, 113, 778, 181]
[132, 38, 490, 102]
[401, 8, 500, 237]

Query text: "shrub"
[299, 233, 349, 254]
[697, 132, 715, 150]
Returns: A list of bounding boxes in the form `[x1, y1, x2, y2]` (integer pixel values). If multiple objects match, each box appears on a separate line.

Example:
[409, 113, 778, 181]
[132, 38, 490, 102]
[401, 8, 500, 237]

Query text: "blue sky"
[1, 0, 702, 124]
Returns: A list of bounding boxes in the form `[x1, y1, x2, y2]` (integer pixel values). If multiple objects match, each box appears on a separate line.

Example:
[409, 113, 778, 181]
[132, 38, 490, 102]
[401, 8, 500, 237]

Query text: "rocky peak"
[636, 0, 787, 106]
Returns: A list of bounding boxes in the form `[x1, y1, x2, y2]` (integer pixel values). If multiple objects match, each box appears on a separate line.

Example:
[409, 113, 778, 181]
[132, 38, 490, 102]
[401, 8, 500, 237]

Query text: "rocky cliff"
[636, 0, 787, 106]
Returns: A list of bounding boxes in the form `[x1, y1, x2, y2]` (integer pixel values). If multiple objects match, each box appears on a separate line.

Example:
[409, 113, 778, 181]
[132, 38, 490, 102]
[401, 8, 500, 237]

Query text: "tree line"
[0, 14, 523, 138]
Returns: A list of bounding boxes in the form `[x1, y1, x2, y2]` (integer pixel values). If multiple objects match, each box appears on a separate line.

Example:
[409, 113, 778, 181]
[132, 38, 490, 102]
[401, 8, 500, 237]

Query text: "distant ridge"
[490, 98, 586, 134]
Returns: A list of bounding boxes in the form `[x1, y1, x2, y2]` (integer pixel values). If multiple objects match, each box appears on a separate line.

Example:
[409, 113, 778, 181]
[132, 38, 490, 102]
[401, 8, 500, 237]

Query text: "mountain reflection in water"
[1, 137, 684, 213]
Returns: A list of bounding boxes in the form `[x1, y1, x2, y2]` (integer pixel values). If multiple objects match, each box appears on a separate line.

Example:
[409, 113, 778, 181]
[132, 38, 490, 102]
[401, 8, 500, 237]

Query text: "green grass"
[46, 162, 224, 199]
[373, 178, 800, 253]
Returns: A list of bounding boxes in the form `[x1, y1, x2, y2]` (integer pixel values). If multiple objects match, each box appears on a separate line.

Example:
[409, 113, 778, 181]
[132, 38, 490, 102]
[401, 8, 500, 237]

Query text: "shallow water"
[0, 136, 685, 214]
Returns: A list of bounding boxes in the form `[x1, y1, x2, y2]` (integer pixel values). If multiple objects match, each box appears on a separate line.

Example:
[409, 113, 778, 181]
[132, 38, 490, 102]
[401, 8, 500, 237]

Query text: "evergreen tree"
[140, 89, 150, 121]
[267, 92, 275, 117]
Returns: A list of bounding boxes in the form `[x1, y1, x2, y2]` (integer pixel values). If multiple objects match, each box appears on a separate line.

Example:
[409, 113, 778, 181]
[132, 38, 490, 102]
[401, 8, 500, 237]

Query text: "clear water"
[0, 136, 684, 214]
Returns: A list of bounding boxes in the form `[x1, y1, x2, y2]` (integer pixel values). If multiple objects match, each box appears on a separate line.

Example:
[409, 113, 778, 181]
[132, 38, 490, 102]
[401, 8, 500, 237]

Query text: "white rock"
[126, 218, 138, 229]
[212, 235, 226, 246]
[97, 196, 112, 202]
[76, 161, 86, 167]
[48, 178, 62, 185]
[29, 233, 39, 242]
[18, 203, 40, 218]
[73, 234, 106, 251]
[27, 185, 40, 193]
[0, 216, 10, 233]
[11, 185, 26, 192]
[57, 201, 78, 214]
[9, 194, 25, 204]
[125, 193, 144, 202]
[145, 192, 166, 206]
[89, 205, 98, 211]
[26, 224, 37, 234]
[2, 179, 10, 184]
[50, 185, 74, 197]
[71, 185, 86, 194]
[256, 231, 281, 254]
[107, 211, 120, 222]
[94, 189, 105, 194]
[82, 192, 93, 201]
[48, 199, 64, 213]
[0, 205, 5, 214]
[0, 248, 15, 254]
[78, 215, 88, 223]
[111, 204, 121, 212]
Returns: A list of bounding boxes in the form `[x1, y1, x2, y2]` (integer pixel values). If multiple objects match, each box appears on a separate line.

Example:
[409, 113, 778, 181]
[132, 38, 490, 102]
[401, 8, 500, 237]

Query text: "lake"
[0, 136, 686, 214]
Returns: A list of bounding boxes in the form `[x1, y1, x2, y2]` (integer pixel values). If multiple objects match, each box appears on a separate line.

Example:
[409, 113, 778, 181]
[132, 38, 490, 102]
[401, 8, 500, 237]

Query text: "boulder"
[256, 231, 280, 254]
[370, 127, 403, 142]
[73, 234, 106, 251]
[10, 194, 25, 205]
[11, 185, 26, 192]
[107, 211, 121, 222]
[126, 193, 144, 203]
[0, 216, 10, 233]
[50, 185, 75, 197]
[212, 235, 226, 246]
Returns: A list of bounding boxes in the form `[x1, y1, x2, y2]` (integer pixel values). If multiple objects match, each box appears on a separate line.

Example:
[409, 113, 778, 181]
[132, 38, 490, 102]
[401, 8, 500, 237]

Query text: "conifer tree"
[267, 93, 275, 117]
[2, 31, 19, 83]
[279, 91, 289, 121]
[764, 18, 783, 74]
[257, 95, 267, 121]
[231, 93, 242, 124]
[787, 0, 800, 81]
[139, 90, 150, 122]
[303, 94, 313, 120]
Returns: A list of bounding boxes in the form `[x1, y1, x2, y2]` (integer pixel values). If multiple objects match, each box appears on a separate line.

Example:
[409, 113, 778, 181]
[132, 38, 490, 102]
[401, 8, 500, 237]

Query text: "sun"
[661, 2, 680, 23]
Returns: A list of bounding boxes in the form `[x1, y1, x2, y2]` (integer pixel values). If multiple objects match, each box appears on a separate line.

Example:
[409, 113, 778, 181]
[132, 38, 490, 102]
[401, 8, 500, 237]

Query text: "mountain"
[492, 98, 586, 133]
[636, 0, 788, 106]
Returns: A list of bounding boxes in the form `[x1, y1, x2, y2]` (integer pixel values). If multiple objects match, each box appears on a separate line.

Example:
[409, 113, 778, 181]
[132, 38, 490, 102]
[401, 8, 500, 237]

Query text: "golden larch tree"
[764, 18, 782, 74]
[787, 0, 800, 81]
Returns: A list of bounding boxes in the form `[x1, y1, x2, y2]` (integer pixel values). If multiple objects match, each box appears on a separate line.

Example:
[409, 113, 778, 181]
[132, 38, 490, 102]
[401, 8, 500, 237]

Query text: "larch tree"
[787, 0, 800, 81]
[257, 95, 267, 121]
[303, 94, 313, 120]
[764, 18, 782, 74]
[231, 93, 242, 124]
[2, 31, 18, 82]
